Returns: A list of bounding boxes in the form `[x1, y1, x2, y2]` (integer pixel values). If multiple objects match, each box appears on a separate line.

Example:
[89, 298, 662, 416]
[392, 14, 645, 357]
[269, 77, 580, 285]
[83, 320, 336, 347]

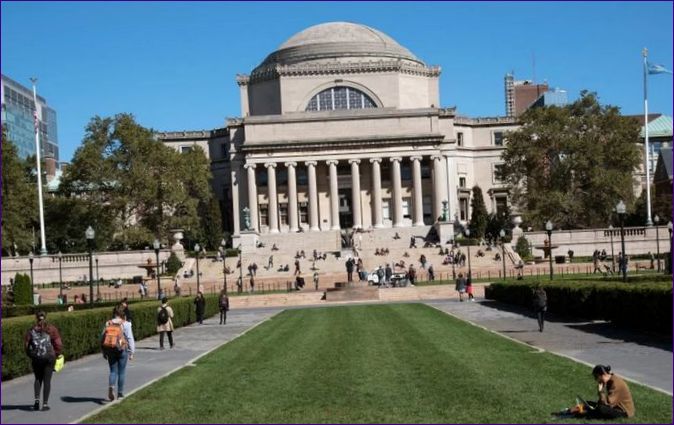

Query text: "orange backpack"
[101, 320, 128, 353]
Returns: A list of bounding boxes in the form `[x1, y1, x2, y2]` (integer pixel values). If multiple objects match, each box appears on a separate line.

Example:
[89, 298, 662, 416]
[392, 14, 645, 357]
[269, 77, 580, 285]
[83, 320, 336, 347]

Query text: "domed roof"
[256, 22, 424, 69]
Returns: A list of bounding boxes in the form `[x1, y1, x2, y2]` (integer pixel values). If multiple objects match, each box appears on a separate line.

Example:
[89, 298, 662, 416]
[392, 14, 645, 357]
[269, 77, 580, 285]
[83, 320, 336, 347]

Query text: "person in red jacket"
[24, 311, 63, 411]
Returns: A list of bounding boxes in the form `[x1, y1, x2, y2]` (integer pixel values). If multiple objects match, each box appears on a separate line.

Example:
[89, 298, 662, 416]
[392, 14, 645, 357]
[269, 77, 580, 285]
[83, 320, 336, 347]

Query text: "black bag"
[157, 307, 169, 325]
[27, 328, 55, 361]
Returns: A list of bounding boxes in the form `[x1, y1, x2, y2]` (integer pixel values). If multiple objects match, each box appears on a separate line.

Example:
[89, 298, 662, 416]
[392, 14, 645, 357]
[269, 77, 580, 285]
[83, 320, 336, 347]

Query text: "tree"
[468, 186, 488, 239]
[13, 273, 33, 305]
[2, 128, 38, 256]
[501, 92, 641, 229]
[43, 197, 115, 253]
[515, 235, 532, 261]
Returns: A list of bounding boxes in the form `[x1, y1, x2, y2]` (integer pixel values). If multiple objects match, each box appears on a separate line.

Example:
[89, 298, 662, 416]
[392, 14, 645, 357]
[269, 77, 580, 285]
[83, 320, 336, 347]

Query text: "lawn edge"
[425, 302, 673, 397]
[72, 310, 284, 424]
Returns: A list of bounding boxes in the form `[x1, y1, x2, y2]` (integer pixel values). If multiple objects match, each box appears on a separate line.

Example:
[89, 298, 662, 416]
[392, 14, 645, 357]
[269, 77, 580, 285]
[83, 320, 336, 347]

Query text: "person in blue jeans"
[103, 305, 135, 401]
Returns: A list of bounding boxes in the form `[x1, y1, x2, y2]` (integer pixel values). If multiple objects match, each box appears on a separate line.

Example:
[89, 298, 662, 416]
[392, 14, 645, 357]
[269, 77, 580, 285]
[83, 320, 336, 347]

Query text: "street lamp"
[667, 221, 672, 274]
[616, 200, 627, 282]
[85, 226, 95, 306]
[28, 251, 35, 304]
[608, 225, 615, 273]
[57, 251, 63, 301]
[500, 229, 507, 281]
[221, 238, 228, 293]
[451, 242, 457, 280]
[238, 244, 243, 293]
[194, 243, 201, 291]
[654, 215, 661, 272]
[464, 228, 472, 278]
[153, 239, 162, 296]
[95, 255, 100, 301]
[545, 220, 553, 280]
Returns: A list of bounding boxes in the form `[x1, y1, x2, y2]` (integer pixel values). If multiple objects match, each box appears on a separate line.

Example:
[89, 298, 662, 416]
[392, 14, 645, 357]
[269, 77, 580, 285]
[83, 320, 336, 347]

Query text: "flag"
[647, 62, 673, 75]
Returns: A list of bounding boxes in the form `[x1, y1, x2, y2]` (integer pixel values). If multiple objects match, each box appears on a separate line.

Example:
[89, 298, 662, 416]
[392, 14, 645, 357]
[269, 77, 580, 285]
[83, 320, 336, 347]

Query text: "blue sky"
[2, 1, 672, 162]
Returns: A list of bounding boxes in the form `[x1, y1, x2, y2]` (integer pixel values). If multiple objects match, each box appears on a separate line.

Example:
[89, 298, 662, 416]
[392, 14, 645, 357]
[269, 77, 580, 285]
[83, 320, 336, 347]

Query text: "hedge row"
[2, 296, 158, 319]
[484, 280, 672, 334]
[1, 294, 220, 380]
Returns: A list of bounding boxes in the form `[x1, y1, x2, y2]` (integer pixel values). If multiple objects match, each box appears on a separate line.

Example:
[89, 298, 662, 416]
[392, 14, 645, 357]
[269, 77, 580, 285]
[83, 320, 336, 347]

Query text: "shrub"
[1, 294, 220, 380]
[224, 248, 240, 257]
[514, 235, 532, 260]
[13, 273, 33, 305]
[484, 280, 672, 334]
[165, 252, 183, 275]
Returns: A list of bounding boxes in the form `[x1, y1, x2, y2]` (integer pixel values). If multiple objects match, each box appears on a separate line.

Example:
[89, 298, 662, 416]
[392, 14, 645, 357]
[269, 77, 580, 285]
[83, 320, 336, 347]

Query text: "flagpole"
[642, 48, 653, 227]
[30, 78, 48, 255]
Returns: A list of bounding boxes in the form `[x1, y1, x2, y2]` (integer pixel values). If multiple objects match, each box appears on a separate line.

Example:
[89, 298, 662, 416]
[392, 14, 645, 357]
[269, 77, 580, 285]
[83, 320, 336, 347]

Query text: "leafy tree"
[515, 235, 532, 261]
[165, 252, 183, 276]
[501, 91, 641, 229]
[43, 197, 115, 253]
[468, 186, 488, 239]
[13, 273, 33, 305]
[2, 128, 38, 256]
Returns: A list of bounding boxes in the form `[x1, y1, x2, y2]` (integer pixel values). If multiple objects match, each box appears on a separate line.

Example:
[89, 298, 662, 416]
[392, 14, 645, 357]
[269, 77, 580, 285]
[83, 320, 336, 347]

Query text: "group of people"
[442, 250, 467, 267]
[373, 247, 390, 256]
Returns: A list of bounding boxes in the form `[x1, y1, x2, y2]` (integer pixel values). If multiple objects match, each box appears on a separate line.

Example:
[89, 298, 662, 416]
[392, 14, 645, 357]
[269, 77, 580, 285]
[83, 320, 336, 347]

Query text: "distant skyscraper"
[1, 74, 59, 162]
[504, 72, 550, 117]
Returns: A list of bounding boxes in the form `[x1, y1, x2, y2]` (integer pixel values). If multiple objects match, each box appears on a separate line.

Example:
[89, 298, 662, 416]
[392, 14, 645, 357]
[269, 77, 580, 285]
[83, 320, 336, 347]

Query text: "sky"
[2, 1, 672, 163]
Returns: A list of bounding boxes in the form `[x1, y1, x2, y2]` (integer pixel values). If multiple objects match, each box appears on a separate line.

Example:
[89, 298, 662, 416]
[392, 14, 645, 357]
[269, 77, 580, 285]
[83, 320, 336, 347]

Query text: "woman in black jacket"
[194, 292, 206, 325]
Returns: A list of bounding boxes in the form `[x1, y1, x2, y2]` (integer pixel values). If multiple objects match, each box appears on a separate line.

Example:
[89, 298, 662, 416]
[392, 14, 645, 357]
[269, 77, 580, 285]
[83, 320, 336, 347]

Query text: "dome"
[256, 22, 424, 69]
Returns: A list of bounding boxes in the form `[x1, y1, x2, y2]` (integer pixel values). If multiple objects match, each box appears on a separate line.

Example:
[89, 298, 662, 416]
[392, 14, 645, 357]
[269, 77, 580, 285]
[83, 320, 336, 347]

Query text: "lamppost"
[616, 200, 627, 282]
[500, 229, 507, 281]
[238, 244, 243, 293]
[545, 220, 553, 280]
[608, 225, 615, 273]
[57, 251, 63, 300]
[95, 255, 100, 301]
[667, 221, 672, 274]
[28, 251, 35, 304]
[194, 243, 201, 291]
[451, 242, 457, 280]
[221, 238, 228, 293]
[85, 226, 95, 306]
[464, 228, 472, 278]
[654, 215, 661, 272]
[153, 239, 162, 296]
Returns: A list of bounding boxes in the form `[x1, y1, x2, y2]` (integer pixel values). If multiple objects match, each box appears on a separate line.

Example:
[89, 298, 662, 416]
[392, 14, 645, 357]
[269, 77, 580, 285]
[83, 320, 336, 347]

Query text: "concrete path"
[0, 308, 282, 424]
[426, 299, 673, 395]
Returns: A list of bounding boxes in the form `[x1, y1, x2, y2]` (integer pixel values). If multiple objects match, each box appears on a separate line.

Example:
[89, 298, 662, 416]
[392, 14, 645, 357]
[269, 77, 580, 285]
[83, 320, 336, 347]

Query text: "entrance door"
[338, 189, 353, 229]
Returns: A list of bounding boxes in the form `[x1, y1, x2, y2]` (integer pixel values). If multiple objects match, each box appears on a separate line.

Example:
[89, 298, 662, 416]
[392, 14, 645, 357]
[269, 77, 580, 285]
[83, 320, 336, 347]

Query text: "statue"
[441, 200, 448, 222]
[242, 207, 251, 231]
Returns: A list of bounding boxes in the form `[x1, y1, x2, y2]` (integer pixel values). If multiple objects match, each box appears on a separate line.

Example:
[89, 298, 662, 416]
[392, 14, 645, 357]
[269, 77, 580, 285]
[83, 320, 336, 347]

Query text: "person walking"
[218, 290, 229, 325]
[102, 305, 135, 401]
[466, 272, 474, 301]
[24, 311, 62, 411]
[532, 285, 547, 332]
[385, 263, 392, 286]
[345, 258, 354, 282]
[408, 264, 416, 286]
[428, 263, 435, 281]
[313, 271, 319, 291]
[455, 273, 467, 302]
[194, 291, 206, 324]
[294, 259, 301, 276]
[157, 297, 175, 349]
[249, 274, 255, 292]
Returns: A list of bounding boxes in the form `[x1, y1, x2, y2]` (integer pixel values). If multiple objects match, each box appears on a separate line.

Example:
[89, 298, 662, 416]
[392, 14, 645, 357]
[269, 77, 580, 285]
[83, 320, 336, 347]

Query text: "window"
[493, 131, 504, 146]
[305, 86, 377, 112]
[421, 164, 431, 179]
[402, 198, 411, 219]
[299, 202, 308, 224]
[457, 132, 464, 146]
[495, 197, 508, 216]
[493, 164, 505, 184]
[260, 205, 269, 226]
[279, 203, 288, 226]
[180, 146, 192, 153]
[297, 168, 308, 186]
[459, 198, 469, 221]
[459, 177, 466, 188]
[401, 163, 412, 181]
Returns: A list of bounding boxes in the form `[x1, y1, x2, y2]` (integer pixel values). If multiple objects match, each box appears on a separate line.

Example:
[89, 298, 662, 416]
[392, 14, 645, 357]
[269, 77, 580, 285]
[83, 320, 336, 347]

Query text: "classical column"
[285, 162, 298, 232]
[349, 159, 362, 229]
[327, 160, 340, 230]
[390, 157, 403, 228]
[245, 163, 258, 232]
[432, 155, 444, 221]
[370, 158, 383, 228]
[231, 163, 241, 236]
[265, 162, 279, 234]
[411, 156, 424, 226]
[445, 156, 459, 222]
[306, 161, 319, 231]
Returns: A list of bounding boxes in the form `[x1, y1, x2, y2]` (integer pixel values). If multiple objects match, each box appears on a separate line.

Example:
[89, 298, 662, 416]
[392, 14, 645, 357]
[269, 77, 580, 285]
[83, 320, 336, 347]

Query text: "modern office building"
[504, 72, 550, 117]
[1, 74, 59, 162]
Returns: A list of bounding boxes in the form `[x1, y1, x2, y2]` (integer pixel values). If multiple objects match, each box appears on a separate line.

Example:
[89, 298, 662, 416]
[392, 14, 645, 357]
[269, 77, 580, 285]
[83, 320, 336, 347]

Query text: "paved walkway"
[2, 298, 671, 424]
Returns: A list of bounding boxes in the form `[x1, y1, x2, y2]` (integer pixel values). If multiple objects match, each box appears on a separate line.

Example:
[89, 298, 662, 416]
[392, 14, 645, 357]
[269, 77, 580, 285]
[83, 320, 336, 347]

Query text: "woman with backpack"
[157, 296, 175, 349]
[218, 289, 230, 325]
[102, 305, 135, 401]
[24, 311, 63, 411]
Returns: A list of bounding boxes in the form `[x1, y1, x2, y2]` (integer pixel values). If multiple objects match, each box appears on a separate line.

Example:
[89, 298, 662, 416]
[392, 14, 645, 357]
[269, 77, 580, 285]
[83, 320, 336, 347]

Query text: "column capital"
[348, 159, 361, 165]
[409, 156, 423, 162]
[430, 154, 443, 161]
[326, 159, 339, 166]
[369, 157, 382, 164]
[264, 162, 277, 169]
[284, 161, 297, 168]
[305, 160, 318, 167]
[389, 156, 402, 163]
[243, 163, 257, 170]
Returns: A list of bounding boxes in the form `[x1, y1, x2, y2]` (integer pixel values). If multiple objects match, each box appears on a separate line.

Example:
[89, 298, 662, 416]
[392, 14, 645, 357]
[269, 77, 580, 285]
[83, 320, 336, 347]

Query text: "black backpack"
[157, 307, 169, 325]
[27, 328, 55, 361]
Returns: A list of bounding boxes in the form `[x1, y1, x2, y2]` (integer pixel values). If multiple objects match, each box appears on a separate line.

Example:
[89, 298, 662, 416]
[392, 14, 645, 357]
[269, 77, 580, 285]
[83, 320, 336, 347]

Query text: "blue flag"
[647, 62, 673, 75]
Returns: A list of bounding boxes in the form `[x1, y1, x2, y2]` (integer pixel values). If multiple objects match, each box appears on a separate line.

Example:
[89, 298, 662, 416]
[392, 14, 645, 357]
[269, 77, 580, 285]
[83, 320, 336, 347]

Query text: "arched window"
[305, 86, 376, 112]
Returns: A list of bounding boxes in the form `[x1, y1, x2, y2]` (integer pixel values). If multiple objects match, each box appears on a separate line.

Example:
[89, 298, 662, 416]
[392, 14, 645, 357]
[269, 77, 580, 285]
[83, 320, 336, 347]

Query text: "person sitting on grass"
[566, 365, 634, 419]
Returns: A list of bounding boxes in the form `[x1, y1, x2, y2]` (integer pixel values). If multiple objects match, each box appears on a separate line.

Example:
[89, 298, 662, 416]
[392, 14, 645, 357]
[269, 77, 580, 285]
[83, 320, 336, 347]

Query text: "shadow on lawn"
[478, 300, 672, 352]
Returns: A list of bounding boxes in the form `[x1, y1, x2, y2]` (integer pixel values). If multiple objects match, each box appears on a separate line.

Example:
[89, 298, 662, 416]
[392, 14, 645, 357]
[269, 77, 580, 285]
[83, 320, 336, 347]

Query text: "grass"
[86, 304, 672, 423]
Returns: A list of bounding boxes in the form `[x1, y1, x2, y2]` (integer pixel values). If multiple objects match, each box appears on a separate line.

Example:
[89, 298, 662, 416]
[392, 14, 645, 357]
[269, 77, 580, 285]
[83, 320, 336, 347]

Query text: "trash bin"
[554, 255, 566, 264]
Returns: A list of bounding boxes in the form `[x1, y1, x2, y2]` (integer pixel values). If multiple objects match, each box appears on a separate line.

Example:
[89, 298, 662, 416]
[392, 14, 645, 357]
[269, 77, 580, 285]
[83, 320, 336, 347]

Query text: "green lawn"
[86, 304, 672, 423]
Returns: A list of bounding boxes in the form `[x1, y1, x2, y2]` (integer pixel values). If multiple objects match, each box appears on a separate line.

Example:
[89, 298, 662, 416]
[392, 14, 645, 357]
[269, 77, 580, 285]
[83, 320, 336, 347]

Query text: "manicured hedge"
[2, 297, 159, 319]
[1, 294, 220, 380]
[484, 279, 672, 334]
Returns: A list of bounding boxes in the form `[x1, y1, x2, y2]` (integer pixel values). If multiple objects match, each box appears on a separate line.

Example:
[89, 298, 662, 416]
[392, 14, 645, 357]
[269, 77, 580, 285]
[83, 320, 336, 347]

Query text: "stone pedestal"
[435, 221, 455, 245]
[233, 230, 260, 254]
[511, 216, 524, 244]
